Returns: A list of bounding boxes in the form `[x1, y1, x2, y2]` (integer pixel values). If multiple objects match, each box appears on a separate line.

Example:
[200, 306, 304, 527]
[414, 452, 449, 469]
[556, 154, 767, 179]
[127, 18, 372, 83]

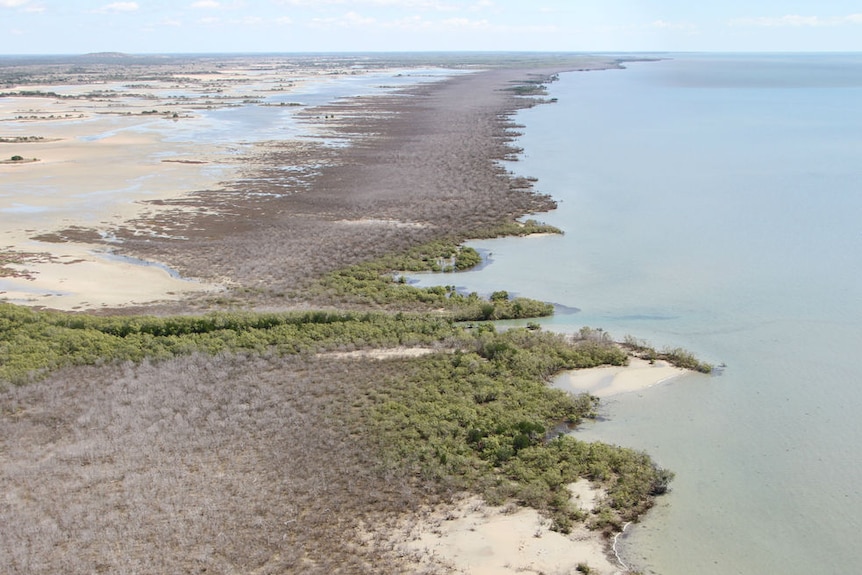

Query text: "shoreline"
[383, 486, 623, 575]
[553, 356, 687, 398]
[0, 57, 456, 309]
[1, 56, 619, 312]
[1, 54, 657, 574]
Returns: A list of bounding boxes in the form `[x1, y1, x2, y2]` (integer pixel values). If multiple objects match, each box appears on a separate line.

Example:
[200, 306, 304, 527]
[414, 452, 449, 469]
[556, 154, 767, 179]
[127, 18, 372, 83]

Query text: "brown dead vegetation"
[0, 352, 446, 574]
[94, 69, 562, 312]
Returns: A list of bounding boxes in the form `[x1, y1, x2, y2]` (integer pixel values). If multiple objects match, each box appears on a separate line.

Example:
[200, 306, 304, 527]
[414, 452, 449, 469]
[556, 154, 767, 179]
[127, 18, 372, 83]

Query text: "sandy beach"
[553, 357, 688, 398]
[388, 483, 624, 575]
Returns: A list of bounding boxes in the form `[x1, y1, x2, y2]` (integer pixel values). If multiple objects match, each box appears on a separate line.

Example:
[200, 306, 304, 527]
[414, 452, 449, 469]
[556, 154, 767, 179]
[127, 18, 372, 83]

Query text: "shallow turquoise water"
[411, 54, 862, 574]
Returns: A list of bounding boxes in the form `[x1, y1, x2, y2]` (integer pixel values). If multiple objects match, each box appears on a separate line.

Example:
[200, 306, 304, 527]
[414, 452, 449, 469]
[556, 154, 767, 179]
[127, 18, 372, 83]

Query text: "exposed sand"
[0, 130, 230, 308]
[2, 55, 616, 312]
[0, 77, 256, 308]
[319, 346, 441, 360]
[0, 240, 222, 310]
[389, 482, 624, 575]
[1, 57, 421, 310]
[553, 357, 687, 397]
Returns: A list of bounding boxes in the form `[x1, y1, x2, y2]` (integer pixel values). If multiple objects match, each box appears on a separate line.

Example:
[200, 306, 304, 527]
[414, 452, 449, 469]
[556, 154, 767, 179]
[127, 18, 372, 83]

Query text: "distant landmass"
[80, 52, 132, 59]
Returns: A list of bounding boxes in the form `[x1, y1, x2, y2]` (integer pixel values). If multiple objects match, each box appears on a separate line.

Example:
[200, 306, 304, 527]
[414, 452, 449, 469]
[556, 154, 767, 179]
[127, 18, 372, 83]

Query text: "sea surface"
[411, 53, 862, 574]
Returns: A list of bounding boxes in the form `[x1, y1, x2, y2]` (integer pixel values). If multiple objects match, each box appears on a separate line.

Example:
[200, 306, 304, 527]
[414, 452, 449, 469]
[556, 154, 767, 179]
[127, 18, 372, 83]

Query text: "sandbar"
[553, 357, 687, 397]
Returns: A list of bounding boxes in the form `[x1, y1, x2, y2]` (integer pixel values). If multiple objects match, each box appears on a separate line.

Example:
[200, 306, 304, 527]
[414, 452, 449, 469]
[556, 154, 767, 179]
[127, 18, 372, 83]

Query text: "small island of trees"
[2, 154, 38, 164]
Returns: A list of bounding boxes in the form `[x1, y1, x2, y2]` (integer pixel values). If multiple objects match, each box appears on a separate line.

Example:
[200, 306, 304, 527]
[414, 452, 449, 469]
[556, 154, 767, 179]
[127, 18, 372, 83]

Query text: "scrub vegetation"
[623, 334, 713, 374]
[1, 309, 673, 573]
[0, 56, 688, 574]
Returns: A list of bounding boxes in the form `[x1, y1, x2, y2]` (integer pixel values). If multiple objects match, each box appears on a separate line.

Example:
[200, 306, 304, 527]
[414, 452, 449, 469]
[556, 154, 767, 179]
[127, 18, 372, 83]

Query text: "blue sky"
[3, 1, 862, 55]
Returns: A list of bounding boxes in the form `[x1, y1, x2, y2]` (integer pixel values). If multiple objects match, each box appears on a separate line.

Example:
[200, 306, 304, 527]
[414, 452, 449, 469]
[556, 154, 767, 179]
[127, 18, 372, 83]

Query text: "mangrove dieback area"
[0, 53, 704, 574]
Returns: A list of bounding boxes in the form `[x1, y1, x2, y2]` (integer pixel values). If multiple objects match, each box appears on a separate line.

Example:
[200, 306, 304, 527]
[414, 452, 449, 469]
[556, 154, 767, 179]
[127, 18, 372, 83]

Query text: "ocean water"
[411, 54, 862, 574]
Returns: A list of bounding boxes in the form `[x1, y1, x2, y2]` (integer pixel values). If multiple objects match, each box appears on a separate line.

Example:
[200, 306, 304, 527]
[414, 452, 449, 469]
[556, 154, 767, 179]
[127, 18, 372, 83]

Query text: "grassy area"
[0, 303, 461, 386]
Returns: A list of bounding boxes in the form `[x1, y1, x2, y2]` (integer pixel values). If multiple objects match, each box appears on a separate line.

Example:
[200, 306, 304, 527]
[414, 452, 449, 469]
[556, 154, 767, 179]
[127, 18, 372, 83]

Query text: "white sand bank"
[320, 346, 441, 360]
[553, 357, 686, 398]
[389, 482, 624, 574]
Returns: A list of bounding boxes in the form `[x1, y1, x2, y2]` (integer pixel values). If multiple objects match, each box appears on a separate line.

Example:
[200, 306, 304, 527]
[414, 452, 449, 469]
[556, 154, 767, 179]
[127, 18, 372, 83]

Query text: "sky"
[2, 0, 862, 55]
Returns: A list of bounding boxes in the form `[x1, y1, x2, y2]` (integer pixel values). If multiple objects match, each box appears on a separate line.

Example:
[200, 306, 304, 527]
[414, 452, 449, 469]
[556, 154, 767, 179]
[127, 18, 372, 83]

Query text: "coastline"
[1, 56, 617, 312]
[1, 54, 657, 575]
[553, 357, 687, 398]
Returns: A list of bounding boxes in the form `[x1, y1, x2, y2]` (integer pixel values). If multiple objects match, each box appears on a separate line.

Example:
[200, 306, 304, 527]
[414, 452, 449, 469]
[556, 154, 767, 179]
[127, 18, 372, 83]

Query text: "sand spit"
[553, 357, 687, 397]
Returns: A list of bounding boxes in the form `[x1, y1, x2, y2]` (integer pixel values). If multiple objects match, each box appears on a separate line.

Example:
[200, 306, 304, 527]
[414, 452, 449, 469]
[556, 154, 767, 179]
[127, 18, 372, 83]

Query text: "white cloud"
[277, 0, 456, 9]
[730, 14, 862, 28]
[162, 18, 182, 27]
[439, 16, 491, 29]
[191, 0, 220, 7]
[96, 2, 140, 13]
[308, 10, 376, 28]
[0, 0, 29, 7]
[380, 15, 553, 35]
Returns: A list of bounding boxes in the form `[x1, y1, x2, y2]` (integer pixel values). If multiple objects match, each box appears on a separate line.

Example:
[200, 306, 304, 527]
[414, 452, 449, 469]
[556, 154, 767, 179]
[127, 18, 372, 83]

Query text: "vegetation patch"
[307, 223, 561, 319]
[1, 155, 38, 164]
[1, 309, 672, 572]
[623, 334, 713, 373]
[0, 303, 463, 386]
[359, 326, 672, 534]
